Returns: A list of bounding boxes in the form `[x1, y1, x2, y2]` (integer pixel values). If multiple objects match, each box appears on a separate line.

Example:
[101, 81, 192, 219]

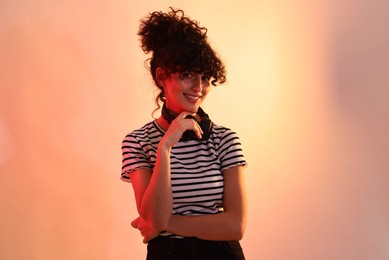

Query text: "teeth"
[186, 95, 199, 100]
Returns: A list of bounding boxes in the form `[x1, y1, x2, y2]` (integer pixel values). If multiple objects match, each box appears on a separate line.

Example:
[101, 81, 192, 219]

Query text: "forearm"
[166, 211, 246, 241]
[139, 145, 173, 231]
[166, 166, 247, 241]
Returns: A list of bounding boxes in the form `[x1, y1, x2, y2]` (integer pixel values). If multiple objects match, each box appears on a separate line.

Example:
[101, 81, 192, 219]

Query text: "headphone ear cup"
[162, 104, 213, 141]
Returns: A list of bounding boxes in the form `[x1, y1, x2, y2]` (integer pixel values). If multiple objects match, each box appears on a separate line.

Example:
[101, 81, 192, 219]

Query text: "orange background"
[1, 1, 388, 259]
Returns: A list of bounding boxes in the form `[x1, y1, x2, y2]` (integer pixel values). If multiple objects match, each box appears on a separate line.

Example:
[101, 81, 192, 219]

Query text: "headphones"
[161, 103, 213, 141]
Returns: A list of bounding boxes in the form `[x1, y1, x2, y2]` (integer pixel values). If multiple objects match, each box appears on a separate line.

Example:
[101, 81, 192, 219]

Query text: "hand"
[131, 216, 160, 243]
[161, 111, 203, 148]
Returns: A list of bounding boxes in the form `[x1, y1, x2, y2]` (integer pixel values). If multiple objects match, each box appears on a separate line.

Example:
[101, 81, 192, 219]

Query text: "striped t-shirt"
[121, 120, 246, 236]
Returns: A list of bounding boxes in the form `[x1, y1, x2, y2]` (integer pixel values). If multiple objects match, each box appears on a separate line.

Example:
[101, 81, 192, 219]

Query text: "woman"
[121, 7, 247, 259]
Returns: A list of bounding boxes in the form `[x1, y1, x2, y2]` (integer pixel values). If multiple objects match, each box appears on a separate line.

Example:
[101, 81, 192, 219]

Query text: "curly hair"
[137, 7, 226, 113]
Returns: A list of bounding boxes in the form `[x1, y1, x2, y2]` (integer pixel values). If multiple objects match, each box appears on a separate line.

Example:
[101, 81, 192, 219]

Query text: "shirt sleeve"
[218, 129, 247, 171]
[121, 134, 151, 182]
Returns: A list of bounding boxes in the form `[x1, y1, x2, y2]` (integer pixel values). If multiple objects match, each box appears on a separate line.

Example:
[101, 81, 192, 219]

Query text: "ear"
[156, 67, 167, 87]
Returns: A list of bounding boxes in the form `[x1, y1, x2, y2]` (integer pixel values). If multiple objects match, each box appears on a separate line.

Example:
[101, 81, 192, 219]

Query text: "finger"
[185, 120, 202, 139]
[194, 126, 202, 139]
[191, 121, 203, 139]
[177, 111, 196, 121]
[131, 218, 139, 228]
[143, 233, 158, 244]
[143, 233, 153, 244]
[183, 115, 203, 138]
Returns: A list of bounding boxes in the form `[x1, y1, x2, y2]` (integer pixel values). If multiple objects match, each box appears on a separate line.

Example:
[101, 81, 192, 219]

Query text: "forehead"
[174, 69, 211, 76]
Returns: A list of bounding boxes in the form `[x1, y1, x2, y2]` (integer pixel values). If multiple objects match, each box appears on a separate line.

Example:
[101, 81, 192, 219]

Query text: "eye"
[201, 75, 211, 83]
[179, 72, 193, 80]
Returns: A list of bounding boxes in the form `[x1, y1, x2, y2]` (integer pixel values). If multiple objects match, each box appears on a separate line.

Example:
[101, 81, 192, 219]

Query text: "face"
[161, 70, 211, 114]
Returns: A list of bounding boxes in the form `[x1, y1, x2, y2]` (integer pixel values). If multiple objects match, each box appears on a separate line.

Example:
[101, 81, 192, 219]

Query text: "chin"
[178, 101, 202, 114]
[186, 105, 200, 113]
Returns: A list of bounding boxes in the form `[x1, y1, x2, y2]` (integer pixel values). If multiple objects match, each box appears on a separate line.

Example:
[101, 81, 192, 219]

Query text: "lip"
[184, 94, 201, 103]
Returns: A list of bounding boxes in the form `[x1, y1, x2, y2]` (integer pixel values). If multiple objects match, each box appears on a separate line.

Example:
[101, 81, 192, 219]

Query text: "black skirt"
[146, 236, 245, 260]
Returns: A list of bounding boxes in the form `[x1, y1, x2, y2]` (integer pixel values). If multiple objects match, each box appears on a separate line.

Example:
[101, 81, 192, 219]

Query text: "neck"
[156, 116, 170, 131]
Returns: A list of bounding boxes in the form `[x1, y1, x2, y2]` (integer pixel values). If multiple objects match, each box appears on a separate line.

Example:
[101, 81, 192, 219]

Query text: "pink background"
[1, 0, 388, 259]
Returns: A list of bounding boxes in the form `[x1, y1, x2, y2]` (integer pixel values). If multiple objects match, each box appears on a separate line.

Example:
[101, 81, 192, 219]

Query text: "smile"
[184, 94, 201, 102]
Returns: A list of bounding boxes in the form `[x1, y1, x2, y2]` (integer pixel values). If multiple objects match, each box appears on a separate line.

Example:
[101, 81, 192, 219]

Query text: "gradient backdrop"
[1, 0, 388, 259]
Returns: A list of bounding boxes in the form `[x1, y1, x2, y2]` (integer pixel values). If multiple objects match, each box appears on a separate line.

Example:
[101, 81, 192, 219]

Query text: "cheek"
[203, 86, 211, 96]
[163, 83, 181, 101]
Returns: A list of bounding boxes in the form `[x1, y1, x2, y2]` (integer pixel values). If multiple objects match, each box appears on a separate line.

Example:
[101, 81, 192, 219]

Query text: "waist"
[149, 235, 241, 248]
[147, 236, 245, 259]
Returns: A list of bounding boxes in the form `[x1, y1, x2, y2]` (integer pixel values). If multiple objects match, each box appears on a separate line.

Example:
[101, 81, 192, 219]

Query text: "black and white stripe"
[121, 121, 246, 236]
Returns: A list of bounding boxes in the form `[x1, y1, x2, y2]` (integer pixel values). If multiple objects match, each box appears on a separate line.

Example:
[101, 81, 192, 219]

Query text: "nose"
[191, 74, 203, 93]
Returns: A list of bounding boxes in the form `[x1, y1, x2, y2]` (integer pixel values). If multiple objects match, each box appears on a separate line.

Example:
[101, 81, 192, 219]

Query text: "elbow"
[222, 211, 246, 240]
[232, 224, 245, 241]
[235, 231, 244, 241]
[231, 218, 246, 241]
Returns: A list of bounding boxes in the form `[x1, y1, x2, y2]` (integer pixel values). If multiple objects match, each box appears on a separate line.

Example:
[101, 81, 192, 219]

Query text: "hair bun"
[138, 8, 206, 54]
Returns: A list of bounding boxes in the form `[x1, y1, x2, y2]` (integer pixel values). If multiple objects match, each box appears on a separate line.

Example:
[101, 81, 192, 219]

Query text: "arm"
[129, 112, 204, 233]
[165, 165, 247, 241]
[129, 143, 172, 232]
